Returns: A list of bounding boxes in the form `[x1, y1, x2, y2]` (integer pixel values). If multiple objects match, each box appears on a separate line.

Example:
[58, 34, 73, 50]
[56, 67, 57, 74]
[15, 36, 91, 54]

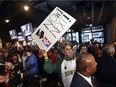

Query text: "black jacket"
[96, 55, 116, 87]
[71, 72, 100, 87]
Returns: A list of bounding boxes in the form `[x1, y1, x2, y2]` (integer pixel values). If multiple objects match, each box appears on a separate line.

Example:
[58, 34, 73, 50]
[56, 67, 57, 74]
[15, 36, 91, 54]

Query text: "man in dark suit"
[96, 44, 116, 87]
[71, 53, 100, 87]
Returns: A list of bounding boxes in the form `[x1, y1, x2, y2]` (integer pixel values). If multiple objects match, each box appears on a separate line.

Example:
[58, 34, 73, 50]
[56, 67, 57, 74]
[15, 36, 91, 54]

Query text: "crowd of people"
[0, 39, 116, 87]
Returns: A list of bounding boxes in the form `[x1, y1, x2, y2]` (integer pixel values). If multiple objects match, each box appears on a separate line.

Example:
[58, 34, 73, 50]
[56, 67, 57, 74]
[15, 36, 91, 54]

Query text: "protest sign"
[32, 7, 76, 52]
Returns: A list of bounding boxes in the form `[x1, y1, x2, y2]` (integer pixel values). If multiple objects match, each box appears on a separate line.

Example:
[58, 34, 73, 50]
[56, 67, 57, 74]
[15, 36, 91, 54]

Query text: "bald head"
[76, 53, 97, 76]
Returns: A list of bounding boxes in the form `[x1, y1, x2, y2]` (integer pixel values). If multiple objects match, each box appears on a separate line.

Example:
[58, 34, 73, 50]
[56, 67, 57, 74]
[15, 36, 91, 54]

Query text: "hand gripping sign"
[32, 7, 76, 52]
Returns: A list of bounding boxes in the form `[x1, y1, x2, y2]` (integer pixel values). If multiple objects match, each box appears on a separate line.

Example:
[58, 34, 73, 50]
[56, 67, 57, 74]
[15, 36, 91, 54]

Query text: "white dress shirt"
[78, 72, 93, 87]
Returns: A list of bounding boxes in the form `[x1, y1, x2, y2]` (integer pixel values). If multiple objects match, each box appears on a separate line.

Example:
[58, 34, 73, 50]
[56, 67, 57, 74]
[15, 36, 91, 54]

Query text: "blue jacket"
[26, 54, 39, 75]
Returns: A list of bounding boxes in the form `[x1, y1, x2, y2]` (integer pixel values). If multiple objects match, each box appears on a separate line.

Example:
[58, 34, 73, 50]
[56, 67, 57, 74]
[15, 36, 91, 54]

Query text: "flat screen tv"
[20, 22, 33, 36]
[18, 32, 23, 36]
[27, 36, 32, 41]
[93, 32, 103, 38]
[9, 29, 17, 40]
[17, 36, 25, 41]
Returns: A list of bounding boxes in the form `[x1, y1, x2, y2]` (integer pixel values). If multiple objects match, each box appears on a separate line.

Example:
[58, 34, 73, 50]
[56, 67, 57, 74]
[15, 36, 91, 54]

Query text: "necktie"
[91, 77, 97, 87]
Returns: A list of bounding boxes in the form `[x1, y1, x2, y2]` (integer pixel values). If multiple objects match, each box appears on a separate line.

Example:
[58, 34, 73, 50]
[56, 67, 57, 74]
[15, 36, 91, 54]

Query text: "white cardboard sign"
[32, 7, 76, 52]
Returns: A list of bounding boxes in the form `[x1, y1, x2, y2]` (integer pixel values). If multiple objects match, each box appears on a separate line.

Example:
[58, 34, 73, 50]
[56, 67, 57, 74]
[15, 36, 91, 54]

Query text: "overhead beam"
[97, 1, 105, 25]
[91, 1, 94, 25]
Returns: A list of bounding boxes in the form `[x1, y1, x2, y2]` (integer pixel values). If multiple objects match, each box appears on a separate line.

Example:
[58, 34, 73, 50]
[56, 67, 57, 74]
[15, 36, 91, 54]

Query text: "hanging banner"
[32, 7, 76, 52]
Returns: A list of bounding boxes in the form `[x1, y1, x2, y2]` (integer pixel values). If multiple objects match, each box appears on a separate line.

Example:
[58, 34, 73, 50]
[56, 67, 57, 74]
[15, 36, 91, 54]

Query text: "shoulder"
[71, 73, 82, 83]
[72, 73, 80, 80]
[29, 54, 37, 59]
[71, 73, 87, 85]
[71, 73, 83, 87]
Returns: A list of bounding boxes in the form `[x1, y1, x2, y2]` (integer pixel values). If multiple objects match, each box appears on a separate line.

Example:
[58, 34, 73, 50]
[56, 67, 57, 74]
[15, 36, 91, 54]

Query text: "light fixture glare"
[5, 19, 10, 23]
[24, 5, 29, 11]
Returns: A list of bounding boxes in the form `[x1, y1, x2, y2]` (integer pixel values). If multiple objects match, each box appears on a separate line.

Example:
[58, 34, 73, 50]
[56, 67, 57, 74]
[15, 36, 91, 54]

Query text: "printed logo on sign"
[42, 37, 51, 47]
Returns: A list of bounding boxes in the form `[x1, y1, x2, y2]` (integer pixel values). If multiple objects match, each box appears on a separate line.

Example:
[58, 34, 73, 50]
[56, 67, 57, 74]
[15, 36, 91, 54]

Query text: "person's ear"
[85, 66, 91, 73]
[111, 49, 115, 57]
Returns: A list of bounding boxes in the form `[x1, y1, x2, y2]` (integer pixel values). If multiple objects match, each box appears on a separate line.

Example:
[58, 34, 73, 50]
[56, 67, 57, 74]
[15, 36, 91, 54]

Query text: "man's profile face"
[88, 56, 97, 74]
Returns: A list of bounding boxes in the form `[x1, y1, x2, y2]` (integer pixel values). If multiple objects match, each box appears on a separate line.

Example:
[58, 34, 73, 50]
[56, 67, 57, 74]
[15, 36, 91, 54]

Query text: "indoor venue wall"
[111, 17, 116, 42]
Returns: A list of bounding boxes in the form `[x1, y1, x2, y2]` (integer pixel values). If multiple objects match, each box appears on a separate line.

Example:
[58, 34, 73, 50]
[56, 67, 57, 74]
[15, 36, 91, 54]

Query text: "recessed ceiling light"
[87, 17, 91, 20]
[24, 5, 29, 11]
[5, 19, 10, 23]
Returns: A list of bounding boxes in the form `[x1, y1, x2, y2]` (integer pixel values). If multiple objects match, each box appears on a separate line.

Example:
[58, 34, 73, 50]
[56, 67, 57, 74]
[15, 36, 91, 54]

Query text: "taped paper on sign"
[32, 7, 76, 52]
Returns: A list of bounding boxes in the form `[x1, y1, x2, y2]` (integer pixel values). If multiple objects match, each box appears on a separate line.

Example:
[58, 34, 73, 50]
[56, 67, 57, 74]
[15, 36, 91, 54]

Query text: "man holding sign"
[42, 41, 76, 87]
[32, 7, 76, 87]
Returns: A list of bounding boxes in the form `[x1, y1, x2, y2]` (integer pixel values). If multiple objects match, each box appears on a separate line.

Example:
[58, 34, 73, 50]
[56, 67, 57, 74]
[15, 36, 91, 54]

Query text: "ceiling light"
[87, 17, 91, 20]
[5, 19, 10, 23]
[89, 24, 93, 27]
[24, 5, 29, 11]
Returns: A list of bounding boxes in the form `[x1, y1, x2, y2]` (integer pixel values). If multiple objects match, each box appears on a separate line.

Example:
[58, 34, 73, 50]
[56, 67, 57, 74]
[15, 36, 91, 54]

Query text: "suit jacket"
[70, 72, 100, 87]
[95, 55, 116, 87]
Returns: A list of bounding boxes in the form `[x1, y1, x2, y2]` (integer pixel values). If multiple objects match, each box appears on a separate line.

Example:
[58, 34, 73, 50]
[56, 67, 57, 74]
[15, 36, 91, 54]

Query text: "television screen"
[21, 23, 33, 36]
[17, 36, 25, 41]
[18, 32, 23, 36]
[27, 36, 32, 41]
[93, 32, 103, 38]
[9, 29, 17, 39]
[94, 38, 104, 43]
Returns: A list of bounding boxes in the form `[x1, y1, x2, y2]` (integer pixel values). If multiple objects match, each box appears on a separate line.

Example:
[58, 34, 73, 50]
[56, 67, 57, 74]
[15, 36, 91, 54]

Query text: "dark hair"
[25, 48, 33, 53]
[79, 44, 86, 51]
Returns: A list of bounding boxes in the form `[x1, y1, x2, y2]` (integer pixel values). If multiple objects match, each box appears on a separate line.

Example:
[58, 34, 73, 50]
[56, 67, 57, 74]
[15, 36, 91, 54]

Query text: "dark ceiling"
[0, 0, 116, 41]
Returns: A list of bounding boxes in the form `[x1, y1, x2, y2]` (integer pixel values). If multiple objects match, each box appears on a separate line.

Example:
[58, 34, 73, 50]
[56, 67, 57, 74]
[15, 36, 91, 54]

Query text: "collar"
[78, 72, 93, 86]
[65, 55, 76, 61]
